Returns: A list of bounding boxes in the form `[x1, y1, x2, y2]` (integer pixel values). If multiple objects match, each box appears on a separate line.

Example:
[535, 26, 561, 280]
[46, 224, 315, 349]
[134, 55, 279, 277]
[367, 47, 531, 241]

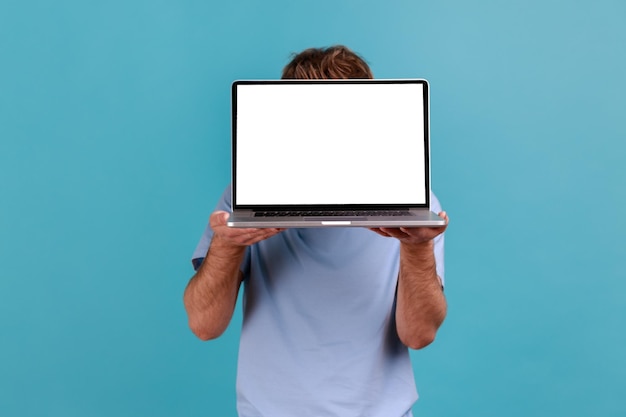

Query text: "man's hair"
[281, 45, 373, 80]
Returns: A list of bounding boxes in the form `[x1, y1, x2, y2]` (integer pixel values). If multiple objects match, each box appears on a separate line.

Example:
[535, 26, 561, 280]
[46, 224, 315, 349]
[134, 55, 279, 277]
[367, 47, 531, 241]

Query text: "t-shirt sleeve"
[429, 191, 446, 288]
[191, 184, 251, 273]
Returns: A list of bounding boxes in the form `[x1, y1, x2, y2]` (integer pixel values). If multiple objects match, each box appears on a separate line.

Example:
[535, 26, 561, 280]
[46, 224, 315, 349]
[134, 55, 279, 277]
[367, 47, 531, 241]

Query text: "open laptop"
[227, 79, 445, 228]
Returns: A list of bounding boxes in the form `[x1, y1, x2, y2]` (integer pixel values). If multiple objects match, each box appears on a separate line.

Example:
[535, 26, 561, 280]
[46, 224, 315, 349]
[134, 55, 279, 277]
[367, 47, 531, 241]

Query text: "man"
[184, 45, 449, 417]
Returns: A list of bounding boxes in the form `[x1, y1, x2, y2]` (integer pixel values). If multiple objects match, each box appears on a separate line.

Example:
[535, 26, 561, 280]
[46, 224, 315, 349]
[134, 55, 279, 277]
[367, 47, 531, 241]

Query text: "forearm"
[395, 240, 447, 349]
[184, 235, 246, 340]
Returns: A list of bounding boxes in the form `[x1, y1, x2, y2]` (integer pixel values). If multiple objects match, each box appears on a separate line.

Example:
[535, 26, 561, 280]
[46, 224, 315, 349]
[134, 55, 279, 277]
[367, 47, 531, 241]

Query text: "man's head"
[281, 45, 373, 80]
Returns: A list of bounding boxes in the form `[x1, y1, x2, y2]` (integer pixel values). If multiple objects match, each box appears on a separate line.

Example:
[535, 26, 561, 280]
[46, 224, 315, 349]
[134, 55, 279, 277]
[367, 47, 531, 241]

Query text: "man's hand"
[184, 211, 283, 341]
[371, 211, 449, 349]
[210, 211, 284, 248]
[369, 211, 449, 245]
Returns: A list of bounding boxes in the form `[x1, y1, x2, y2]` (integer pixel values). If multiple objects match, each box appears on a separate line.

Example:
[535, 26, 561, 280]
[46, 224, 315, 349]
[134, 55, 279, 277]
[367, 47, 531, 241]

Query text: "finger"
[209, 211, 233, 231]
[403, 226, 448, 244]
[378, 227, 410, 239]
[211, 216, 258, 236]
[369, 228, 392, 238]
[209, 212, 274, 246]
[233, 227, 284, 246]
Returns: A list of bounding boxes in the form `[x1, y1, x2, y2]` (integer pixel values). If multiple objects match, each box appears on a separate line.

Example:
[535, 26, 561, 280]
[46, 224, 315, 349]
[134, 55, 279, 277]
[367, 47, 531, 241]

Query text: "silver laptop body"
[227, 79, 444, 228]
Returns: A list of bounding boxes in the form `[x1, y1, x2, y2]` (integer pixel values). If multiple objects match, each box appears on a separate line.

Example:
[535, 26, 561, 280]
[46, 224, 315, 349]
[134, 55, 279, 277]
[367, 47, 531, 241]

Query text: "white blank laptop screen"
[235, 82, 426, 206]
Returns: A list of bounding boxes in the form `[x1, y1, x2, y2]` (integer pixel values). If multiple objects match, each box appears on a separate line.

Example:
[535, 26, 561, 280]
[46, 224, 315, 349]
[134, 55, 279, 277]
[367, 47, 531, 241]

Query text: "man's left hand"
[369, 211, 449, 246]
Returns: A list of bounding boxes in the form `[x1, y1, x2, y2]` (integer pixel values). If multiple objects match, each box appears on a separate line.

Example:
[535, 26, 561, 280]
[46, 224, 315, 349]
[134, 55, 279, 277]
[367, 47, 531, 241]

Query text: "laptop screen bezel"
[231, 79, 431, 211]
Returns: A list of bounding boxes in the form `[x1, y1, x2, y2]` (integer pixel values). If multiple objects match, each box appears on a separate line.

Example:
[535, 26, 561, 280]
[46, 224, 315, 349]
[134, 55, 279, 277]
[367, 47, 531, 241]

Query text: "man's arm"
[370, 211, 449, 349]
[183, 211, 283, 341]
[395, 238, 447, 349]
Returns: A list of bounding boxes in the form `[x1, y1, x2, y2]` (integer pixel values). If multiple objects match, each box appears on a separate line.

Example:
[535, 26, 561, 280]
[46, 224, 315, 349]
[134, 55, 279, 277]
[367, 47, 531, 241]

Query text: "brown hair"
[281, 45, 373, 80]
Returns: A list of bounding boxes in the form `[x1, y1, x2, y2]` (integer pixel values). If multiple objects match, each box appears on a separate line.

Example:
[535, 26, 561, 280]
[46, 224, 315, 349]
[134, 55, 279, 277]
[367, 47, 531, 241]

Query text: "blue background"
[1, 0, 625, 416]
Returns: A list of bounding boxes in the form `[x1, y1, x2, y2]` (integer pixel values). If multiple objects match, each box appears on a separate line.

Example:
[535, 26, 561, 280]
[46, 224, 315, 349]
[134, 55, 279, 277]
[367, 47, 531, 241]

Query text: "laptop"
[227, 78, 445, 228]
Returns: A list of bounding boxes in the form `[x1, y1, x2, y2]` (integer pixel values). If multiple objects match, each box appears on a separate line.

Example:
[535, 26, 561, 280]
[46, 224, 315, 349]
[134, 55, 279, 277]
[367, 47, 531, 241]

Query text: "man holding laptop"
[184, 45, 449, 417]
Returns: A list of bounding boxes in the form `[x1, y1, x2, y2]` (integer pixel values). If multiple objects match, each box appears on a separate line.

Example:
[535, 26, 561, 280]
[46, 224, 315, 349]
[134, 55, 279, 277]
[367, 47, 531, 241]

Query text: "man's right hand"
[210, 211, 284, 248]
[184, 210, 283, 340]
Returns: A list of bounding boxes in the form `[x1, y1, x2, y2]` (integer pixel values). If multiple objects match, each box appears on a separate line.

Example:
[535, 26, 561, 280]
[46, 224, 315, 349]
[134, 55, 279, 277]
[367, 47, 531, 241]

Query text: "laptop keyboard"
[254, 210, 413, 217]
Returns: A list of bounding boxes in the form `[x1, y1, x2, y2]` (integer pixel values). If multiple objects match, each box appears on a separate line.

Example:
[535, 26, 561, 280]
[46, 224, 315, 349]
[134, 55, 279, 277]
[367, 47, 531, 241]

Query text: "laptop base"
[227, 210, 445, 228]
